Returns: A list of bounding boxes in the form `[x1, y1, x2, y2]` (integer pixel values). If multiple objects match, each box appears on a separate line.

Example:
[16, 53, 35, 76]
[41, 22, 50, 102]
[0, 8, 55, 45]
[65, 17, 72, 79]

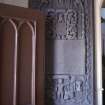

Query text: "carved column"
[94, 0, 103, 105]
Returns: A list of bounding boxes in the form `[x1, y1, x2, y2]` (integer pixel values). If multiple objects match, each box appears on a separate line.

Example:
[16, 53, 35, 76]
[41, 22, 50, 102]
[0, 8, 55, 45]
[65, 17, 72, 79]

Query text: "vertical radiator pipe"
[94, 0, 103, 105]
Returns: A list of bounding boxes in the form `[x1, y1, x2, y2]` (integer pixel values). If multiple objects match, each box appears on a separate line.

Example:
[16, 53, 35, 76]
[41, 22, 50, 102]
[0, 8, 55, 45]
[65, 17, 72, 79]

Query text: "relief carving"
[46, 8, 83, 40]
[66, 10, 77, 39]
[46, 75, 85, 104]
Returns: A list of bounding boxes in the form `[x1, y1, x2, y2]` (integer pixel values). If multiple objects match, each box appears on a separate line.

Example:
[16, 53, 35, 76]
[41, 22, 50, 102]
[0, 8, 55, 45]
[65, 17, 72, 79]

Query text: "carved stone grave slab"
[30, 0, 94, 105]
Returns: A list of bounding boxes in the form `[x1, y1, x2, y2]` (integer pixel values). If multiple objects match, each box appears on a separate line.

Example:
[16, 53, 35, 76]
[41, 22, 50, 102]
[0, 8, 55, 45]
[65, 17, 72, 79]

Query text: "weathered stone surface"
[46, 40, 85, 75]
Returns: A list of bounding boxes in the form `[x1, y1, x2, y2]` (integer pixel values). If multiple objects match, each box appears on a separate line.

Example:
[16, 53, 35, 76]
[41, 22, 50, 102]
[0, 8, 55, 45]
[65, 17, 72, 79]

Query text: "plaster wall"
[0, 0, 28, 7]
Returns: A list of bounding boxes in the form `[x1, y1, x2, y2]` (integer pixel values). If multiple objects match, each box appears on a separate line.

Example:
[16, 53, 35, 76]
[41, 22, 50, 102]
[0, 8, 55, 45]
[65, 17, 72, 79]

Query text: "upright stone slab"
[30, 0, 94, 105]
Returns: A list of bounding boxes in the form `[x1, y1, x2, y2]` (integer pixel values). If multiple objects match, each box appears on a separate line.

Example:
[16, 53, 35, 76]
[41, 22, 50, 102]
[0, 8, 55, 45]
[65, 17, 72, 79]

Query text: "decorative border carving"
[84, 0, 93, 104]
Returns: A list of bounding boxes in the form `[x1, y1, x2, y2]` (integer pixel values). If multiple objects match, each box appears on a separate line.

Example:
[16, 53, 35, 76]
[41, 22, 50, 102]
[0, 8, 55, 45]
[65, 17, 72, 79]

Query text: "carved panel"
[45, 75, 85, 105]
[30, 0, 94, 105]
[46, 7, 84, 40]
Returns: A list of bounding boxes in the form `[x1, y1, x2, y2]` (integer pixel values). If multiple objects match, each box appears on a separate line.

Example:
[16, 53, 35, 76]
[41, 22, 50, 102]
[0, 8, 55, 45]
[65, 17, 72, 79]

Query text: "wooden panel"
[0, 3, 45, 105]
[0, 20, 16, 105]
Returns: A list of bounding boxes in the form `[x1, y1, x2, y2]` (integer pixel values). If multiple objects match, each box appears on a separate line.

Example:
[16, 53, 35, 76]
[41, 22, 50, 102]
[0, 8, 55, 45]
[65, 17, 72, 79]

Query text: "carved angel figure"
[56, 78, 64, 100]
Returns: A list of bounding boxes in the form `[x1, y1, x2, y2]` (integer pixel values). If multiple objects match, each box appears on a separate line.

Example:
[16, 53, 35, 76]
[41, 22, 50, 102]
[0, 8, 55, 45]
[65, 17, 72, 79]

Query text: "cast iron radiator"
[30, 0, 94, 105]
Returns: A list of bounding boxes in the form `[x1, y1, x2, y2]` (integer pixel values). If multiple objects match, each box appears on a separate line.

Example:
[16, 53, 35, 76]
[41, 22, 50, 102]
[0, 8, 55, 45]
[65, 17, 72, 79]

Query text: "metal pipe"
[94, 0, 103, 105]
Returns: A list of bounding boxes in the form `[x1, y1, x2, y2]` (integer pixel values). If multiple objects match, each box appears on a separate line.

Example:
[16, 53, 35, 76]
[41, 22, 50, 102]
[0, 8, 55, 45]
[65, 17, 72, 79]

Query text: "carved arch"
[0, 19, 18, 105]
[18, 21, 35, 37]
[18, 21, 36, 105]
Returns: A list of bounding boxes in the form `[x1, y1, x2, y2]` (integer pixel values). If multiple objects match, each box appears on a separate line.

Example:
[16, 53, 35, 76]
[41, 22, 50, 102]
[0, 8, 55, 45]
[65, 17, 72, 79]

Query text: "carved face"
[57, 13, 65, 23]
[57, 78, 63, 84]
